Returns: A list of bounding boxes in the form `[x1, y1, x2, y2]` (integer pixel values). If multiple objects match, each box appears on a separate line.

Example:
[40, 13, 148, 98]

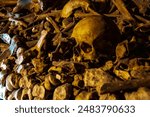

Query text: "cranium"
[71, 15, 121, 61]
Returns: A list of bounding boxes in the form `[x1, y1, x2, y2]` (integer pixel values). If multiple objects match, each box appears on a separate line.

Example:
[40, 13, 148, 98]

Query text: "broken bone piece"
[0, 35, 20, 62]
[32, 84, 45, 99]
[100, 77, 150, 94]
[0, 33, 11, 44]
[112, 0, 135, 22]
[53, 83, 72, 100]
[13, 0, 32, 13]
[29, 30, 48, 58]
[5, 73, 20, 91]
[21, 88, 32, 100]
[125, 87, 150, 100]
[84, 68, 113, 88]
[61, 0, 99, 18]
[75, 91, 98, 100]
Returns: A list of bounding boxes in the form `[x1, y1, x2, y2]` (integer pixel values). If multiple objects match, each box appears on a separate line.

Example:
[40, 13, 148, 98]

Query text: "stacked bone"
[0, 0, 150, 100]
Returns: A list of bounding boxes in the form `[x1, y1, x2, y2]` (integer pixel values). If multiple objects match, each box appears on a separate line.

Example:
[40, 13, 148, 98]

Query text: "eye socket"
[118, 63, 128, 70]
[81, 42, 92, 53]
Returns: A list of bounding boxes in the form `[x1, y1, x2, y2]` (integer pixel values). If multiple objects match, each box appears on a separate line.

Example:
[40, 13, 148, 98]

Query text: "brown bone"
[101, 77, 150, 94]
[112, 0, 134, 22]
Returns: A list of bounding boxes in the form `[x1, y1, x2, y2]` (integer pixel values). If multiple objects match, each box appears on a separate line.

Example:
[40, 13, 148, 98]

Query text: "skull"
[71, 15, 121, 61]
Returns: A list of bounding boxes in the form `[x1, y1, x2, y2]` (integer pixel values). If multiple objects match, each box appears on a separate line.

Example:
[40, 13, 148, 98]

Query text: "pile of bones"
[0, 0, 150, 100]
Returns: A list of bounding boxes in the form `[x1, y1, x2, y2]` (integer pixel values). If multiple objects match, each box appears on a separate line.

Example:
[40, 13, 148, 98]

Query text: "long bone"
[25, 30, 48, 58]
[112, 0, 135, 22]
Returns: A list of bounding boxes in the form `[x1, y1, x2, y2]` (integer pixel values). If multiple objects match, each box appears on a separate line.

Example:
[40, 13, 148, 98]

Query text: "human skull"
[71, 15, 121, 61]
